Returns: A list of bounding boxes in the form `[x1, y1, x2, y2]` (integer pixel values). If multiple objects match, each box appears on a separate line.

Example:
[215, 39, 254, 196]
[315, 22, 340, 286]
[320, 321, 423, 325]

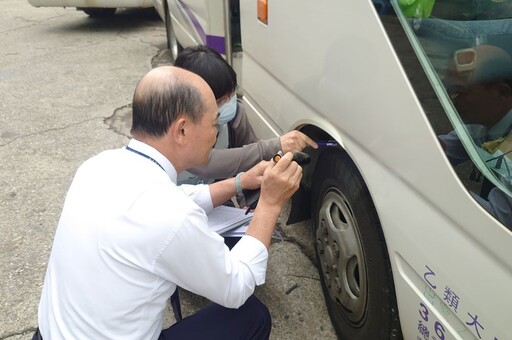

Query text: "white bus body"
[27, 0, 153, 17]
[159, 0, 512, 338]
[27, 0, 152, 7]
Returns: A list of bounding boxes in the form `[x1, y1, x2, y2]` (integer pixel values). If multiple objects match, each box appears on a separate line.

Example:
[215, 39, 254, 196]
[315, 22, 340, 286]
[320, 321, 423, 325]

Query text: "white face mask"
[217, 95, 237, 125]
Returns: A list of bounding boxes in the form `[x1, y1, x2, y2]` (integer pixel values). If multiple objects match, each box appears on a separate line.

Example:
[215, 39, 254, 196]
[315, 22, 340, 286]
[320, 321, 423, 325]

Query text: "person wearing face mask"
[174, 45, 317, 187]
[216, 93, 247, 155]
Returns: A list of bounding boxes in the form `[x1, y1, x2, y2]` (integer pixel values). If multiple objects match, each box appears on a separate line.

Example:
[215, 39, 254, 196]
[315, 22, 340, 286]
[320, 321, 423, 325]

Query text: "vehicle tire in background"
[81, 8, 117, 17]
[311, 149, 402, 339]
[164, 0, 182, 61]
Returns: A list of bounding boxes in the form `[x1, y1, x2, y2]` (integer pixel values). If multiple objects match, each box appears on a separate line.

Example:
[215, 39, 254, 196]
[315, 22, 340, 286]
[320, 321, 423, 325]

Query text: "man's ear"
[169, 116, 188, 145]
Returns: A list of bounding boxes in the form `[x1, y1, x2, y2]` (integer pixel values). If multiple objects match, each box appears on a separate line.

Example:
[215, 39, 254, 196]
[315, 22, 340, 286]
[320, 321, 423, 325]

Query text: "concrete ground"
[0, 2, 336, 339]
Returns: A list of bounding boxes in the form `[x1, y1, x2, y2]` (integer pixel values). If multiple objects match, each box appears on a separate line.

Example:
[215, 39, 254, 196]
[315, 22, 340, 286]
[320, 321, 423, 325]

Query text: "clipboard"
[207, 205, 253, 235]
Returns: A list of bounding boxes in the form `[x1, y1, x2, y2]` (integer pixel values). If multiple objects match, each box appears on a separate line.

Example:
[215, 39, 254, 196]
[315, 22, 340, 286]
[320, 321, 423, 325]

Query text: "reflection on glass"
[392, 0, 512, 229]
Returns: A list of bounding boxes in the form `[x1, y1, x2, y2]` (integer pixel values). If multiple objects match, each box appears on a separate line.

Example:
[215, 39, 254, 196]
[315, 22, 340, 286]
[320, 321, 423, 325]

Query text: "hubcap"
[316, 189, 367, 323]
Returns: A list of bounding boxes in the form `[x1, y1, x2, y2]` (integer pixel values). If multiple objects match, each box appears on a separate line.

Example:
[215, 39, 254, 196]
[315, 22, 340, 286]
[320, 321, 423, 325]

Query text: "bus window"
[390, 0, 512, 230]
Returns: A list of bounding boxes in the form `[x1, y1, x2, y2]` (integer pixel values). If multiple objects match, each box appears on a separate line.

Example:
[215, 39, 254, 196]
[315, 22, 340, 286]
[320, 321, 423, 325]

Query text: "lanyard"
[125, 146, 165, 173]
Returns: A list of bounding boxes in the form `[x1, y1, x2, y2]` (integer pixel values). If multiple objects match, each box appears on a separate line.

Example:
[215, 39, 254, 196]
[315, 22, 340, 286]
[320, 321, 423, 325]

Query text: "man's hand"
[259, 152, 303, 208]
[280, 131, 318, 153]
[245, 152, 302, 248]
[240, 161, 268, 190]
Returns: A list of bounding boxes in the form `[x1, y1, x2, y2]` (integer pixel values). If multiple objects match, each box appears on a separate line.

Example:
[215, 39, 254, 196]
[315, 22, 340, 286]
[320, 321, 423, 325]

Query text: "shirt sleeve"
[230, 236, 268, 285]
[474, 188, 512, 228]
[154, 207, 268, 309]
[178, 184, 214, 214]
[438, 125, 487, 166]
[438, 131, 468, 165]
[228, 101, 259, 147]
[187, 138, 281, 179]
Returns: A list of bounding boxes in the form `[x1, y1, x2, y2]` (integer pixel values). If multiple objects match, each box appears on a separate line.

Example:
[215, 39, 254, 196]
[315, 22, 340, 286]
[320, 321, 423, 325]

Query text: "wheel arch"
[288, 124, 378, 227]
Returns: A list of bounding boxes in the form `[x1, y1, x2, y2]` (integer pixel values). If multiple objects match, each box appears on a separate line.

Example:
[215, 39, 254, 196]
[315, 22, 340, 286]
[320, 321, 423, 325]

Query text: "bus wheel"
[312, 150, 402, 339]
[164, 0, 182, 60]
[81, 8, 116, 17]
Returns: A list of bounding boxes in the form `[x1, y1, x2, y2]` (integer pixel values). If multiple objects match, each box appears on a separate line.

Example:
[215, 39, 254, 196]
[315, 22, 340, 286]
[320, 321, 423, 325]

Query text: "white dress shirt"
[38, 139, 268, 340]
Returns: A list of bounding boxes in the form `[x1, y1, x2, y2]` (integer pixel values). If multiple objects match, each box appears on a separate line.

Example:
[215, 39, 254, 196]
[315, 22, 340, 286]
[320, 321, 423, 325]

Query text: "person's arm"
[438, 125, 487, 165]
[156, 153, 302, 309]
[179, 159, 267, 211]
[187, 139, 280, 179]
[188, 129, 318, 180]
[245, 152, 302, 248]
[438, 132, 468, 165]
[156, 206, 266, 308]
[208, 161, 267, 207]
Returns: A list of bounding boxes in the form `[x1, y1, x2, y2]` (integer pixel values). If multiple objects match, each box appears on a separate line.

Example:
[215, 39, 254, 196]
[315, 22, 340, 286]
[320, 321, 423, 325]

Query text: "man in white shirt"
[34, 66, 302, 339]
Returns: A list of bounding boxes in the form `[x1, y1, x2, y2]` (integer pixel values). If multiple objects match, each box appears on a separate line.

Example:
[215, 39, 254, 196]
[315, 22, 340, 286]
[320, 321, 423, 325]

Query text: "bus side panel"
[352, 140, 512, 339]
[240, 0, 512, 338]
[168, 0, 227, 54]
[28, 0, 153, 8]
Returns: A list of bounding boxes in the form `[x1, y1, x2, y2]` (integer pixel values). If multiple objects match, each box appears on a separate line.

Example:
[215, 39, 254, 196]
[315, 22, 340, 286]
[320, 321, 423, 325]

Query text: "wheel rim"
[316, 188, 367, 323]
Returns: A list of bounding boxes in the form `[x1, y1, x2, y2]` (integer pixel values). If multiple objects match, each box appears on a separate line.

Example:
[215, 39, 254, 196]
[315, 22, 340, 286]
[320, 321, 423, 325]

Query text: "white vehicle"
[153, 0, 242, 80]
[158, 0, 512, 339]
[27, 0, 153, 17]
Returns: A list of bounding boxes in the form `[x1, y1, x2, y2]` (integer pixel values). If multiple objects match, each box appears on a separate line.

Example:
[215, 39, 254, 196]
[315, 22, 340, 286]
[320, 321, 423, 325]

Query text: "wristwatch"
[235, 172, 246, 207]
[235, 172, 244, 195]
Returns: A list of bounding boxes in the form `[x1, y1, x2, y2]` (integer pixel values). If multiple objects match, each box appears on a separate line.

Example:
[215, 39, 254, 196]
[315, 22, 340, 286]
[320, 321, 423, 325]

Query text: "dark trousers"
[159, 295, 271, 340]
[34, 295, 271, 340]
[32, 328, 42, 340]
[224, 236, 241, 250]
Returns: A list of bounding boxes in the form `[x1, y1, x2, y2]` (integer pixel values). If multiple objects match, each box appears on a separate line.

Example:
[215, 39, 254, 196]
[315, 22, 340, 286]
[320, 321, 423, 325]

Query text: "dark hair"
[174, 45, 237, 100]
[131, 76, 204, 137]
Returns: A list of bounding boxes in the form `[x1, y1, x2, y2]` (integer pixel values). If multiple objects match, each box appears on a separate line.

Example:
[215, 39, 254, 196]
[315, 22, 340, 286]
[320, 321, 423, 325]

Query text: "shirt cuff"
[231, 235, 269, 285]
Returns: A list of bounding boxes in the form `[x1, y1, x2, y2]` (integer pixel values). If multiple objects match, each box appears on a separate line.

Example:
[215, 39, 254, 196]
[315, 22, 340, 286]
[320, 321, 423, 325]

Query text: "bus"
[155, 0, 512, 338]
[27, 0, 153, 17]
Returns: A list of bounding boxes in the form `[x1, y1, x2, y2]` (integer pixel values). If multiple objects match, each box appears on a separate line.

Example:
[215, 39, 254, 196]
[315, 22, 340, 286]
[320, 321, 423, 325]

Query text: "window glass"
[389, 0, 512, 229]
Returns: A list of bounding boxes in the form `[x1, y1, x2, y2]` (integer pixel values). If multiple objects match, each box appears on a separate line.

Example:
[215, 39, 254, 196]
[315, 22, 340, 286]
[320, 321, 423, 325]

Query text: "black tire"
[311, 149, 402, 339]
[81, 8, 117, 17]
[164, 0, 182, 61]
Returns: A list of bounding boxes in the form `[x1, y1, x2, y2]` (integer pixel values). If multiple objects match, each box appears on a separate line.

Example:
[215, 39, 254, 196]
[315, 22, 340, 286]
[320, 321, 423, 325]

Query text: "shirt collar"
[487, 108, 512, 140]
[127, 139, 177, 183]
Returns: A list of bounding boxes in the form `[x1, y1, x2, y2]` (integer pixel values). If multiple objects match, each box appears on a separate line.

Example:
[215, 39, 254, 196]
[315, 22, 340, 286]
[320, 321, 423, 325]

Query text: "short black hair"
[131, 73, 204, 137]
[174, 45, 237, 100]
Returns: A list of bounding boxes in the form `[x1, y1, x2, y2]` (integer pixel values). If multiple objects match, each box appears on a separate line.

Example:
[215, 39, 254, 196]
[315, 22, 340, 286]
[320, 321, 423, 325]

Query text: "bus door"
[167, 1, 241, 59]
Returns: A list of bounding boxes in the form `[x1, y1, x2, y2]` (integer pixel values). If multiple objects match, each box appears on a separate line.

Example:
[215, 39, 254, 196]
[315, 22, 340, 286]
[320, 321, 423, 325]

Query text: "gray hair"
[131, 71, 204, 137]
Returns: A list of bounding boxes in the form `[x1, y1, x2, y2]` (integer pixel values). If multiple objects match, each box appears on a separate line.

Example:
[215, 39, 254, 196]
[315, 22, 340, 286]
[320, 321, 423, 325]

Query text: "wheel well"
[287, 125, 344, 224]
[288, 125, 371, 226]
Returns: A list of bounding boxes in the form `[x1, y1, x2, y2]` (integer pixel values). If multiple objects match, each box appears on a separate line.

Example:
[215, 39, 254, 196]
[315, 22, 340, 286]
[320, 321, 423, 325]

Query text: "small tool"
[244, 152, 310, 214]
[272, 151, 310, 165]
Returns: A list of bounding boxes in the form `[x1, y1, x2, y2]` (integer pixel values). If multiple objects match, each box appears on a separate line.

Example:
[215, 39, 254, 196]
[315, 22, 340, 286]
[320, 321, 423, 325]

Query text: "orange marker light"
[258, 0, 268, 24]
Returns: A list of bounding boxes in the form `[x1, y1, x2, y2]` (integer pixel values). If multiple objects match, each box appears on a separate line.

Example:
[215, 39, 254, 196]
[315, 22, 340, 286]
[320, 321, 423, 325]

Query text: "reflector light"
[258, 0, 268, 24]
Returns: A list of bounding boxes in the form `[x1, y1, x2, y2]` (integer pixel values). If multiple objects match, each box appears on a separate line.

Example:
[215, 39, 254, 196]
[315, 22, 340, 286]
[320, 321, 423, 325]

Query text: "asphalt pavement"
[0, 2, 336, 339]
